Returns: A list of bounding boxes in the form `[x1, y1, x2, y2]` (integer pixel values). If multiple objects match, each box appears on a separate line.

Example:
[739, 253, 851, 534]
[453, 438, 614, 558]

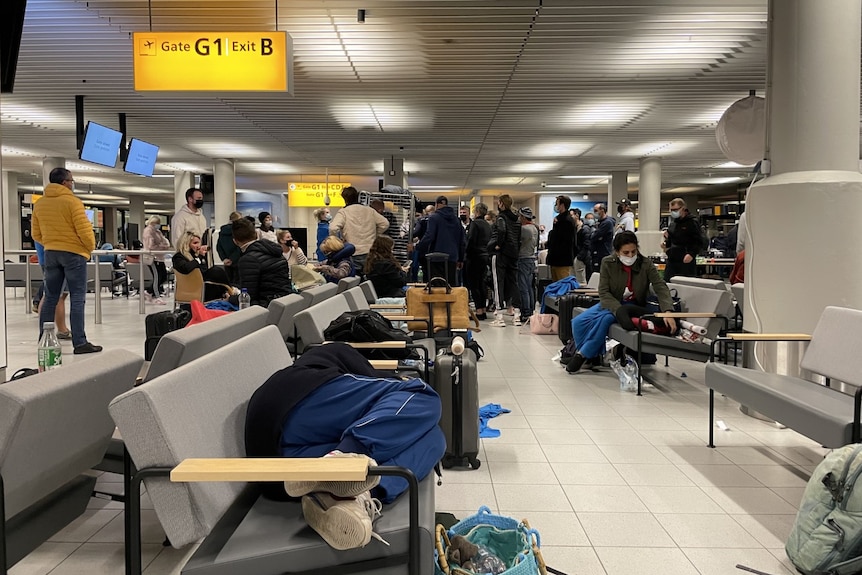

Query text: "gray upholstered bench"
[110, 325, 433, 575]
[1, 350, 141, 572]
[299, 282, 339, 306]
[607, 282, 732, 394]
[265, 293, 309, 353]
[705, 306, 862, 449]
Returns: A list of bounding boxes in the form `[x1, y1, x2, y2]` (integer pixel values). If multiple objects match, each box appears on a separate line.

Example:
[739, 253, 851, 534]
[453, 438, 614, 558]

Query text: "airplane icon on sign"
[144, 40, 154, 48]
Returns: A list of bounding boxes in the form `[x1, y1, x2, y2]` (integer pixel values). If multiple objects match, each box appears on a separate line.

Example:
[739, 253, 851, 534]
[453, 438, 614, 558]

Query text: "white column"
[3, 172, 20, 250]
[637, 157, 662, 256]
[42, 157, 64, 188]
[213, 159, 236, 230]
[102, 208, 118, 245]
[607, 170, 627, 209]
[745, 0, 862, 335]
[767, 1, 860, 175]
[128, 196, 146, 241]
[173, 171, 195, 212]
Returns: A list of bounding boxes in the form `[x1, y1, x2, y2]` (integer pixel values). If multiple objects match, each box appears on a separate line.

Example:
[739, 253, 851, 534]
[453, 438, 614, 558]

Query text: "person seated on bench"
[173, 231, 236, 301]
[314, 236, 356, 283]
[365, 236, 409, 297]
[245, 343, 445, 551]
[232, 218, 295, 307]
[567, 231, 677, 373]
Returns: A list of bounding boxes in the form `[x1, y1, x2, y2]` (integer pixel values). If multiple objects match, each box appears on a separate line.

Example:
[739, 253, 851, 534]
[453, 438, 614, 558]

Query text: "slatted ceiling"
[1, 0, 786, 207]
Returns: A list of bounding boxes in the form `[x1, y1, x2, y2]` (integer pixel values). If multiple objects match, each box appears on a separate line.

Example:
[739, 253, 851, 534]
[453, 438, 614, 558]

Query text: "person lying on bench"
[244, 343, 446, 551]
[566, 231, 677, 373]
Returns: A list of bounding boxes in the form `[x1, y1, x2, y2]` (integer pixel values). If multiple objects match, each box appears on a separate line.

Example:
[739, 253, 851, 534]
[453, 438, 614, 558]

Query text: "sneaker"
[74, 342, 103, 354]
[31, 302, 39, 313]
[284, 453, 380, 498]
[152, 297, 166, 306]
[566, 353, 586, 373]
[302, 491, 386, 550]
[489, 314, 507, 327]
[513, 316, 522, 326]
[57, 330, 73, 340]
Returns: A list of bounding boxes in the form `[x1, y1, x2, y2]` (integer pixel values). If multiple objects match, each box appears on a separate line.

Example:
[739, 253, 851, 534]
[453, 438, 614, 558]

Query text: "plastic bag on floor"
[610, 353, 639, 392]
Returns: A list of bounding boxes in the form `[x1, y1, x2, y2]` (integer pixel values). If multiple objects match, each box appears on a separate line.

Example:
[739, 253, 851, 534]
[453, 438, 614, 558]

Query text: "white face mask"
[619, 254, 637, 266]
[670, 210, 681, 219]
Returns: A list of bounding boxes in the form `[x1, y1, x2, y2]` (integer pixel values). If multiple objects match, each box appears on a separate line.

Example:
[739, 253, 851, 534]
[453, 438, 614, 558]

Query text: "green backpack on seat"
[787, 444, 862, 575]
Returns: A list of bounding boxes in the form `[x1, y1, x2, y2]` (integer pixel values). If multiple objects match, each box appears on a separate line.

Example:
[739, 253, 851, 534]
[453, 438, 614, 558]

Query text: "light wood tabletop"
[725, 333, 811, 341]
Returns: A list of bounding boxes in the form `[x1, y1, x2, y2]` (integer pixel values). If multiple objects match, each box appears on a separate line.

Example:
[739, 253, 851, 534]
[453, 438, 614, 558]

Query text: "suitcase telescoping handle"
[451, 337, 464, 459]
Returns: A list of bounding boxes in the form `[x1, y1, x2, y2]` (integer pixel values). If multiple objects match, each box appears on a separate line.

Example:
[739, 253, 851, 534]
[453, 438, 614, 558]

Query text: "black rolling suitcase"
[557, 293, 578, 344]
[433, 350, 481, 469]
[144, 309, 191, 360]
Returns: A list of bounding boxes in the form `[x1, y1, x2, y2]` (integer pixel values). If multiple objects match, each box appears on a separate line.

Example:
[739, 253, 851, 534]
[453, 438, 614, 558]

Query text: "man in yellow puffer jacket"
[32, 168, 102, 354]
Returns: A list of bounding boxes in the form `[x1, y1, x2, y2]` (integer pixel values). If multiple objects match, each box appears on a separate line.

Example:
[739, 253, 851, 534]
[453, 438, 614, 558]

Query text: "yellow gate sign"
[287, 183, 351, 207]
[133, 31, 292, 92]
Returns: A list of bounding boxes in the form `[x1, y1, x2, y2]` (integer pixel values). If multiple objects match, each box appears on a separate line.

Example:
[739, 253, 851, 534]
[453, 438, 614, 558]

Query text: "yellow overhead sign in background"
[133, 31, 292, 92]
[287, 183, 351, 208]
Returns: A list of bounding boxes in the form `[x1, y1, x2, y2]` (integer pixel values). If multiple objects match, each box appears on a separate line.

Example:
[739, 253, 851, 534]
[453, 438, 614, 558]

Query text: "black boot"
[566, 353, 587, 373]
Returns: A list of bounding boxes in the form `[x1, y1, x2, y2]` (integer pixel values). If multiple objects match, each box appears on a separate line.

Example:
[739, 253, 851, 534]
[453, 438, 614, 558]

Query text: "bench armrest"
[724, 333, 811, 341]
[653, 312, 717, 318]
[328, 341, 407, 349]
[370, 360, 399, 370]
[370, 303, 406, 309]
[171, 457, 370, 483]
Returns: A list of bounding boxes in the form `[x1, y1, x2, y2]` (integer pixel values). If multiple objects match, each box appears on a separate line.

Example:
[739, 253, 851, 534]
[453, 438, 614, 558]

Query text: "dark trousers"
[664, 259, 697, 283]
[491, 254, 520, 311]
[464, 255, 489, 310]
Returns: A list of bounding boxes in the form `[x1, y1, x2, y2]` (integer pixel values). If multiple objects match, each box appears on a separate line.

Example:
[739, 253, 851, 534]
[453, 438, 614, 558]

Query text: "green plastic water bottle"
[38, 322, 62, 372]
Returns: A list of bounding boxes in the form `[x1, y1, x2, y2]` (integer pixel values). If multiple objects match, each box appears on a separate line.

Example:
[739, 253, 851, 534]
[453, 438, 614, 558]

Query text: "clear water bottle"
[38, 322, 62, 372]
[238, 288, 251, 310]
[417, 267, 424, 283]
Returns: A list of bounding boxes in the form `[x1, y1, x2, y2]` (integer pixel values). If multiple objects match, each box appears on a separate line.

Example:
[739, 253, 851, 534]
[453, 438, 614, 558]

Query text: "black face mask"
[460, 214, 468, 222]
[193, 199, 204, 209]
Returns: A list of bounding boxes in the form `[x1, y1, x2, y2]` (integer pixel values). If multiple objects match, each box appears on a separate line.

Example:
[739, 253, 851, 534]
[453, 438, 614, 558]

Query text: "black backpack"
[324, 310, 417, 361]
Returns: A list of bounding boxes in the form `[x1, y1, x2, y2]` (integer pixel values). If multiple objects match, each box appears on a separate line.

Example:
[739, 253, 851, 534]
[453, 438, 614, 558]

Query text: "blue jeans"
[517, 257, 536, 319]
[41, 251, 89, 347]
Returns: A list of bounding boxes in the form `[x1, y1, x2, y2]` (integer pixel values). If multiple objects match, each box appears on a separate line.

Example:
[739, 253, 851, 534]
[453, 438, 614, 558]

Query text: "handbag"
[406, 277, 476, 333]
[435, 506, 560, 575]
[530, 314, 559, 335]
[646, 287, 682, 314]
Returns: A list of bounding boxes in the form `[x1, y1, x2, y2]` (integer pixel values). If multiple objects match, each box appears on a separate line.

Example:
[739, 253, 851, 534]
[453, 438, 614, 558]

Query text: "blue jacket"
[417, 206, 466, 263]
[540, 276, 581, 312]
[316, 221, 330, 262]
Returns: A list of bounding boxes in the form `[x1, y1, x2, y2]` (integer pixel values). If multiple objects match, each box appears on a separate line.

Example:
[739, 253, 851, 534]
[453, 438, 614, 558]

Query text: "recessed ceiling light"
[528, 142, 590, 158]
[511, 162, 560, 173]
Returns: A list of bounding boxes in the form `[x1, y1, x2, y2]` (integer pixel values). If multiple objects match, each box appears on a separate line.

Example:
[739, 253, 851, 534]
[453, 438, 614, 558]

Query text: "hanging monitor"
[79, 121, 123, 168]
[123, 138, 159, 177]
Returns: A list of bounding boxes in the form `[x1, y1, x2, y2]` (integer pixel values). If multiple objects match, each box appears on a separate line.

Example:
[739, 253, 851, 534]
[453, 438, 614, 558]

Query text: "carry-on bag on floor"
[433, 348, 481, 470]
[144, 309, 191, 360]
[556, 293, 578, 344]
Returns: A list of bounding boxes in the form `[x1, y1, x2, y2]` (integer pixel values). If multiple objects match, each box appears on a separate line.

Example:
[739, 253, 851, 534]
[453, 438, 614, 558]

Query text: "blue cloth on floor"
[540, 276, 581, 312]
[205, 300, 238, 311]
[479, 403, 511, 438]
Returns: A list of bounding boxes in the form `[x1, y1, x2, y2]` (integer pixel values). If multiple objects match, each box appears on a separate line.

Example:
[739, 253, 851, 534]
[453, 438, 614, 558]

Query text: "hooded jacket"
[32, 183, 95, 259]
[598, 253, 674, 314]
[488, 209, 520, 261]
[245, 342, 388, 499]
[329, 203, 389, 256]
[171, 204, 207, 247]
[417, 205, 466, 263]
[237, 239, 293, 306]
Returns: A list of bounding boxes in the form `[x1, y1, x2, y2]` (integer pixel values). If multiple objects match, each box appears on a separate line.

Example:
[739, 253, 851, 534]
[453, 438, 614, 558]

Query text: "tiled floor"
[5, 289, 825, 575]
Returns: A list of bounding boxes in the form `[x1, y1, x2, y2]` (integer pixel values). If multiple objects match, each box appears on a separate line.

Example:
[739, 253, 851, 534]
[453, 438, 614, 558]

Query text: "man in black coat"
[232, 218, 293, 307]
[663, 197, 702, 282]
[590, 203, 615, 272]
[464, 202, 492, 319]
[546, 195, 576, 281]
